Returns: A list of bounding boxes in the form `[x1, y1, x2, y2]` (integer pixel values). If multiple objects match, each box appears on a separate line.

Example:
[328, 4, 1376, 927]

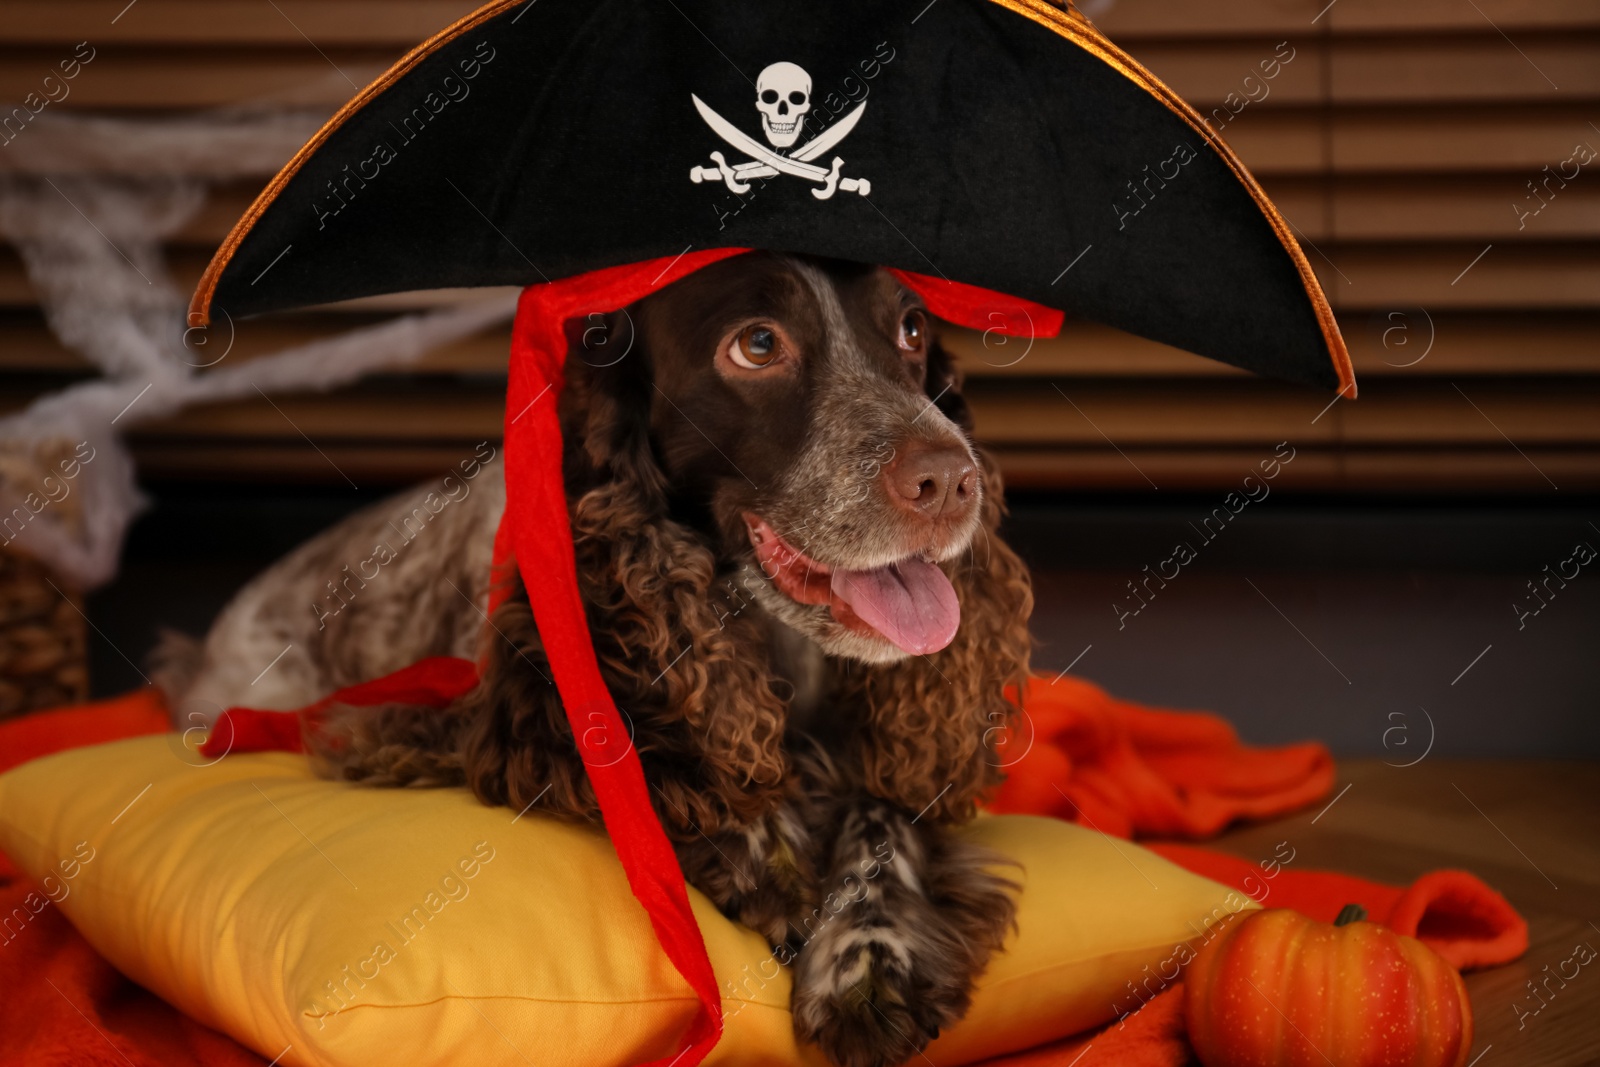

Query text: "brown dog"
[169, 251, 1034, 1067]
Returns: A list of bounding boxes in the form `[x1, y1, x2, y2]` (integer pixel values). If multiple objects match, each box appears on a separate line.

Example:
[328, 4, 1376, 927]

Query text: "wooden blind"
[2, 0, 1596, 491]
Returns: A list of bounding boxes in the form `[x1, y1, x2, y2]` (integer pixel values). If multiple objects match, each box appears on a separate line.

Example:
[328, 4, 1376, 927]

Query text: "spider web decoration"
[0, 107, 516, 589]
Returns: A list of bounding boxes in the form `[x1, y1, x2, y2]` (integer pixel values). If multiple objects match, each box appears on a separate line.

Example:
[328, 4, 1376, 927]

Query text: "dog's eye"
[897, 311, 927, 354]
[730, 324, 780, 369]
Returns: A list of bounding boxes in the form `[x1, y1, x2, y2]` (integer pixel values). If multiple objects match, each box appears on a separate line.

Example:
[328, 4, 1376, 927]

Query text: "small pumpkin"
[1185, 904, 1473, 1067]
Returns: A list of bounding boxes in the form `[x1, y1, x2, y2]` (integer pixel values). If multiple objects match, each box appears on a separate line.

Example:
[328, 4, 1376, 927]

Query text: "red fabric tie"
[204, 656, 481, 757]
[497, 250, 747, 1064]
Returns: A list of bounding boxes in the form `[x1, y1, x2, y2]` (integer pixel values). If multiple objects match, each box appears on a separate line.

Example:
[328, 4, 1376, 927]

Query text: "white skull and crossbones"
[755, 62, 811, 148]
[687, 60, 870, 199]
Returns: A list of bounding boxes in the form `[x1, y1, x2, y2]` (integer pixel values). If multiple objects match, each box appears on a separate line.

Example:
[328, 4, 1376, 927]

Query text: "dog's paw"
[791, 934, 958, 1067]
[791, 883, 998, 1067]
[787, 801, 1022, 1067]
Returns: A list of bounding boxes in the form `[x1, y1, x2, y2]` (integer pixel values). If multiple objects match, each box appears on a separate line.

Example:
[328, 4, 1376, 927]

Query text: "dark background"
[90, 483, 1600, 757]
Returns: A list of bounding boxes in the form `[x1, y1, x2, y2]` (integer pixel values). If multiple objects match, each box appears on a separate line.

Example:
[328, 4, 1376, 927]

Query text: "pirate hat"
[189, 0, 1350, 392]
[194, 3, 1350, 1064]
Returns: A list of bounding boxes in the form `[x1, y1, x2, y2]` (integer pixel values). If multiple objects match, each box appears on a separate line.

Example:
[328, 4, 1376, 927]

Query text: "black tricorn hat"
[190, 0, 1352, 394]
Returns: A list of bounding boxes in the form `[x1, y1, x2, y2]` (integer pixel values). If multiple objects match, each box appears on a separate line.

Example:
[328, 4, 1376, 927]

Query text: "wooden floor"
[1191, 759, 1600, 1067]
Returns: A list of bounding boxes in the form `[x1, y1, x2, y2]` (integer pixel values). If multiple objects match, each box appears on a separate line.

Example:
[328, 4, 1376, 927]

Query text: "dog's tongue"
[830, 557, 960, 655]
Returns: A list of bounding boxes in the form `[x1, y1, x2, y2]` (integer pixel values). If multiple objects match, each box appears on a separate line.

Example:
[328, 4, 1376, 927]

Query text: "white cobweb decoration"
[0, 107, 517, 589]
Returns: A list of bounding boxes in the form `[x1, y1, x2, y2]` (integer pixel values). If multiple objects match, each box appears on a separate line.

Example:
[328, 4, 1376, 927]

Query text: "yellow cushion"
[0, 737, 1254, 1066]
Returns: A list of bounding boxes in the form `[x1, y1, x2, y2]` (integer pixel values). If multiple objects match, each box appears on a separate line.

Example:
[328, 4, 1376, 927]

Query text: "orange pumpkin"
[1184, 905, 1473, 1067]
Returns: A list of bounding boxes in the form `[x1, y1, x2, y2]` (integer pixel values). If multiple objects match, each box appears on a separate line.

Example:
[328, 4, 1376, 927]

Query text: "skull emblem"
[755, 62, 811, 149]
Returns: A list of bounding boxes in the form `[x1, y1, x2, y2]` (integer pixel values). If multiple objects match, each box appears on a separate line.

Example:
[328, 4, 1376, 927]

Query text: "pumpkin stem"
[1334, 903, 1368, 926]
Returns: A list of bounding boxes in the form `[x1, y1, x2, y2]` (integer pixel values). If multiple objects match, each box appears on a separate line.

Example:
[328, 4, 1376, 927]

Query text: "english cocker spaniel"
[170, 251, 1035, 1067]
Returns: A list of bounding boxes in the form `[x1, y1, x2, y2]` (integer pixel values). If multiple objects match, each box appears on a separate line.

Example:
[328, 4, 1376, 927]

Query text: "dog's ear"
[557, 305, 789, 831]
[561, 309, 667, 507]
[925, 329, 974, 434]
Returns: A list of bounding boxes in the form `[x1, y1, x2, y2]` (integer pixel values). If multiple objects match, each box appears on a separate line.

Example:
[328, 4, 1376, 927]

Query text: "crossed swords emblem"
[688, 94, 872, 201]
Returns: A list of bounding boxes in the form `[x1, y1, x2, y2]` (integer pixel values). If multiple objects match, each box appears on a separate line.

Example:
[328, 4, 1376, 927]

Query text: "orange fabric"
[0, 687, 169, 774]
[0, 877, 267, 1067]
[988, 675, 1337, 839]
[1146, 845, 1529, 973]
[0, 689, 170, 880]
[0, 686, 1526, 1067]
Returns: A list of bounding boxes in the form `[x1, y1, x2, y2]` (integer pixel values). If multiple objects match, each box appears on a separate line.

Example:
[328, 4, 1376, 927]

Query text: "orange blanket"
[0, 683, 1527, 1067]
[990, 675, 1337, 838]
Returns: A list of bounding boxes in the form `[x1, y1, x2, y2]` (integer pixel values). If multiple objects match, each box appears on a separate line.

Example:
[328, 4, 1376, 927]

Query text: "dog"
[166, 251, 1035, 1067]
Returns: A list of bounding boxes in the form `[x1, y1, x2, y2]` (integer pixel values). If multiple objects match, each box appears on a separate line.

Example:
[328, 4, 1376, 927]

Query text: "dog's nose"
[884, 442, 977, 522]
